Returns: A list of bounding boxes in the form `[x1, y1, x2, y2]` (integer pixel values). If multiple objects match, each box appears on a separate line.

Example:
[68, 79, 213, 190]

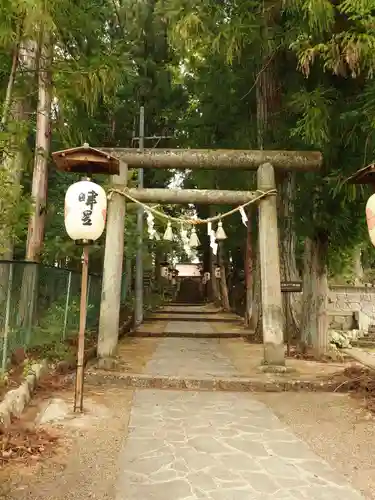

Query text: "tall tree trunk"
[18, 32, 52, 328]
[208, 206, 221, 306]
[25, 30, 52, 263]
[254, 7, 280, 337]
[1, 38, 20, 129]
[353, 245, 364, 285]
[279, 172, 301, 348]
[245, 207, 253, 326]
[250, 238, 261, 335]
[0, 43, 22, 259]
[121, 257, 132, 303]
[0, 101, 26, 310]
[300, 234, 329, 357]
[210, 250, 221, 306]
[0, 40, 28, 307]
[219, 244, 230, 311]
[154, 249, 162, 290]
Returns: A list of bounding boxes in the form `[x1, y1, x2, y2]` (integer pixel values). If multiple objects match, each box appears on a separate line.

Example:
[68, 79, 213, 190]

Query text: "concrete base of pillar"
[258, 363, 296, 374]
[97, 357, 120, 370]
[262, 342, 287, 368]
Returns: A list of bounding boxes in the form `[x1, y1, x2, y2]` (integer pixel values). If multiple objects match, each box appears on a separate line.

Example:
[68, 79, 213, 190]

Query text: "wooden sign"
[143, 271, 152, 286]
[281, 281, 302, 293]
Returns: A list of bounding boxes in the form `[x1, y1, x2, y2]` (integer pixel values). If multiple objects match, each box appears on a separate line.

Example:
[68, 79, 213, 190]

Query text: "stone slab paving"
[145, 336, 239, 377]
[143, 320, 248, 378]
[114, 315, 364, 499]
[115, 390, 364, 500]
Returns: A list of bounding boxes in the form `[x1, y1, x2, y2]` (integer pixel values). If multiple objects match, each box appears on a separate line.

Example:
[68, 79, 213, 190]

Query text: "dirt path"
[0, 384, 133, 500]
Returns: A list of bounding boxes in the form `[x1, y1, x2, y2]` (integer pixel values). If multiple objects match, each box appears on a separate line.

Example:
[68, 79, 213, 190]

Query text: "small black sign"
[281, 281, 302, 293]
[143, 271, 152, 286]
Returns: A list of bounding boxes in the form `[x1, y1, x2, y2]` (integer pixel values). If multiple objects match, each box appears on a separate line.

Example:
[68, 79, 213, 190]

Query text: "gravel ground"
[0, 385, 133, 500]
[255, 392, 375, 500]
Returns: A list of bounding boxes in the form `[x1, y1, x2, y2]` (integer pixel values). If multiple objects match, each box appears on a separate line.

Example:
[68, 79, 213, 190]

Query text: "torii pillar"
[97, 162, 128, 359]
[257, 163, 284, 366]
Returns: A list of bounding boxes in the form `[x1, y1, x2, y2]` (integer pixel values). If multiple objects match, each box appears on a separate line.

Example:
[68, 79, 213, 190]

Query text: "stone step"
[84, 371, 341, 393]
[145, 316, 243, 323]
[154, 310, 221, 315]
[343, 346, 375, 370]
[167, 302, 206, 306]
[128, 331, 252, 339]
[351, 339, 375, 348]
[356, 333, 375, 341]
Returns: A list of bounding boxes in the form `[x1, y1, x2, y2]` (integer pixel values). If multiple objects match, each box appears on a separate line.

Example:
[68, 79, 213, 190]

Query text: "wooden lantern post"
[52, 144, 119, 412]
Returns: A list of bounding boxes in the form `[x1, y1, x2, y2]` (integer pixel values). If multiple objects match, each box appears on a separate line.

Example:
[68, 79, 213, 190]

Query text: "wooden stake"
[74, 245, 89, 413]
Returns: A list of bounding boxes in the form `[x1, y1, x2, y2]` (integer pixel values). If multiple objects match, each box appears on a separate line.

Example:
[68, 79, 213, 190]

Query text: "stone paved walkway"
[115, 390, 364, 500]
[145, 338, 239, 377]
[113, 310, 365, 499]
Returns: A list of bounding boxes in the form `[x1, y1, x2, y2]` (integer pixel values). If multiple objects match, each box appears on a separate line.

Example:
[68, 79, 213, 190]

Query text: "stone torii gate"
[96, 148, 322, 367]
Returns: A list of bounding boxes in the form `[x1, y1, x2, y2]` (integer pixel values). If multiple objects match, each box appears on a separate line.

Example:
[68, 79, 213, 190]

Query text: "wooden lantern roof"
[346, 163, 375, 184]
[52, 144, 120, 175]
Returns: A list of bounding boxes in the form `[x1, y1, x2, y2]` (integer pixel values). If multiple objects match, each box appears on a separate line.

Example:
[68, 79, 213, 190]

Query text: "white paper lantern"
[215, 266, 221, 278]
[204, 272, 211, 281]
[366, 194, 375, 246]
[64, 180, 107, 242]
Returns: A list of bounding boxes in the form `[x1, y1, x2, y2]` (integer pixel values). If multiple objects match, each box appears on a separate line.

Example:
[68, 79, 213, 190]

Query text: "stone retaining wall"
[328, 285, 375, 331]
[0, 360, 47, 430]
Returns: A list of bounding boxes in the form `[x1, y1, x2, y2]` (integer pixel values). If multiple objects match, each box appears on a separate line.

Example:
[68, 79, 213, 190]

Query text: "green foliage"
[144, 289, 164, 311]
[288, 87, 335, 147]
[288, 0, 375, 78]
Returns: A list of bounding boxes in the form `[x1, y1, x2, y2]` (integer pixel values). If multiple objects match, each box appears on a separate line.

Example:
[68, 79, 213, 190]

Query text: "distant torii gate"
[96, 148, 322, 367]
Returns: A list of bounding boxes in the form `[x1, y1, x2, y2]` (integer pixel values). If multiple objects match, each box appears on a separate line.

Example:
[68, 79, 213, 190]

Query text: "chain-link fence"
[0, 260, 101, 372]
